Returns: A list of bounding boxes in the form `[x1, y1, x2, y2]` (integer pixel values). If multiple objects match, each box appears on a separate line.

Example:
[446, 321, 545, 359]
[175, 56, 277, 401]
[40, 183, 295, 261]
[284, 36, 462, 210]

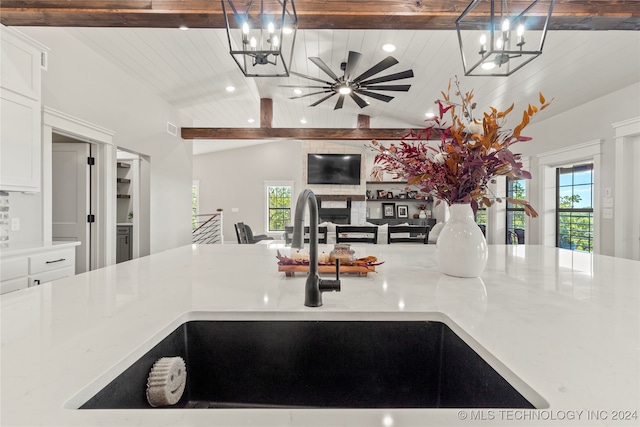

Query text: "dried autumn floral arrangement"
[371, 77, 552, 216]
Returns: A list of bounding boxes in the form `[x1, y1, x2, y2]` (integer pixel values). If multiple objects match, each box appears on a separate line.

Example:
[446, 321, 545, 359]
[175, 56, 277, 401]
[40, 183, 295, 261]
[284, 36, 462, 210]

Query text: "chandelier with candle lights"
[222, 0, 298, 77]
[456, 0, 555, 76]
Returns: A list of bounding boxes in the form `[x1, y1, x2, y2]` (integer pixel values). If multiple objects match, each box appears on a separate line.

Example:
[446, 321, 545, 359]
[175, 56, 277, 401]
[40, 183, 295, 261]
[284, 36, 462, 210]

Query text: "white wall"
[522, 82, 640, 256]
[17, 27, 193, 254]
[193, 140, 303, 243]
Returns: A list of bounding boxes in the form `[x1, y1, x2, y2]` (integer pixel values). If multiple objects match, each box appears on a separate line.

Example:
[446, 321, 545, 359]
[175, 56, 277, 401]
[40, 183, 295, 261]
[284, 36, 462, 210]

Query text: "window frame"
[506, 177, 526, 244]
[264, 181, 294, 233]
[555, 163, 594, 252]
[192, 180, 199, 230]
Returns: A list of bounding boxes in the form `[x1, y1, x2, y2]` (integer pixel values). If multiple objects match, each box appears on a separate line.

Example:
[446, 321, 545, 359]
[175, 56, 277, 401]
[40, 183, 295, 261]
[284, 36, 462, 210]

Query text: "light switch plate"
[11, 218, 20, 231]
[603, 198, 614, 208]
[604, 188, 612, 197]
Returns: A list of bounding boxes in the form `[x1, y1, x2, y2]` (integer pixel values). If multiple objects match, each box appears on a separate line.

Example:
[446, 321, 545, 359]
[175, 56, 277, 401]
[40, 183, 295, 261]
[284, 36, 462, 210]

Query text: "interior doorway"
[52, 136, 96, 273]
[116, 148, 151, 261]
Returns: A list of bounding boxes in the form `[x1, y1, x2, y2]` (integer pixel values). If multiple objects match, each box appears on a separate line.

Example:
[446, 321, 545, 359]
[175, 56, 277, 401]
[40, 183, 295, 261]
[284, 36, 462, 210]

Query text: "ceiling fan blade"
[359, 69, 414, 86]
[289, 90, 333, 100]
[349, 92, 369, 108]
[356, 90, 395, 103]
[310, 92, 337, 107]
[290, 71, 334, 85]
[359, 84, 412, 92]
[279, 85, 331, 89]
[344, 51, 362, 80]
[353, 56, 399, 83]
[334, 95, 346, 110]
[309, 57, 340, 81]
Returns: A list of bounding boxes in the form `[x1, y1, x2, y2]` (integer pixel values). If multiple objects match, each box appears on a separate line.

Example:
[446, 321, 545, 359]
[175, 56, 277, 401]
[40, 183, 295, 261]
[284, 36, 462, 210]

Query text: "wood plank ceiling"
[2, 1, 639, 147]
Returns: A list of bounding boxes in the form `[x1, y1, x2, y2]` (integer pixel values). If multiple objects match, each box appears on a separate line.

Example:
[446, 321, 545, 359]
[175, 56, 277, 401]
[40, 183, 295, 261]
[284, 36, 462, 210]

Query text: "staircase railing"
[192, 211, 223, 244]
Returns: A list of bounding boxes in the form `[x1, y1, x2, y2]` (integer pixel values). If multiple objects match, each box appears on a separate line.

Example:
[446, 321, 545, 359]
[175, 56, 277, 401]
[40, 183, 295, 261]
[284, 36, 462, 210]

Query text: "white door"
[52, 142, 91, 274]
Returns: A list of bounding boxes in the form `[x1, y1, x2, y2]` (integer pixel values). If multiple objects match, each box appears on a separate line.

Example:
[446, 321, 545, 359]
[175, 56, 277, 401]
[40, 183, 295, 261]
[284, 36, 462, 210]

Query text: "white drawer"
[1, 276, 29, 294]
[29, 266, 74, 287]
[0, 257, 28, 281]
[29, 248, 75, 274]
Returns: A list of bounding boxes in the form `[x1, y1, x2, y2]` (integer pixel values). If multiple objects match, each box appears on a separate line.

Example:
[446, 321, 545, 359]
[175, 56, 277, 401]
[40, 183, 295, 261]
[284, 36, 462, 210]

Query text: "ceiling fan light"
[338, 86, 352, 95]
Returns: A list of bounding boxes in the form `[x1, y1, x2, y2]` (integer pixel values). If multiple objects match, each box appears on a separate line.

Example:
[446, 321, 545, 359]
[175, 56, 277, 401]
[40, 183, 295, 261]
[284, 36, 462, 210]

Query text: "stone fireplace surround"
[316, 195, 366, 225]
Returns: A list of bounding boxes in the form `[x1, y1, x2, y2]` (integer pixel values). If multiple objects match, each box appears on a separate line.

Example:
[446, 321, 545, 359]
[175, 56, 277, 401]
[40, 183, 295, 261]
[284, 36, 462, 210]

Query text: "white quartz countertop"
[0, 240, 80, 257]
[1, 243, 639, 426]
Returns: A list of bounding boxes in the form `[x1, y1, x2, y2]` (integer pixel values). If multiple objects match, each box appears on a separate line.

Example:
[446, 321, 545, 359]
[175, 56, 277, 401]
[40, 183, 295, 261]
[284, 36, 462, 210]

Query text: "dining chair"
[335, 225, 378, 244]
[235, 222, 249, 244]
[243, 223, 274, 244]
[387, 225, 430, 244]
[284, 226, 327, 244]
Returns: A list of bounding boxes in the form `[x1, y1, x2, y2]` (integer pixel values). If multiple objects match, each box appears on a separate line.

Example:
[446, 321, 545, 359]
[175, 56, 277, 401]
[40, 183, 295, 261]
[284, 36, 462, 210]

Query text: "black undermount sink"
[80, 320, 536, 409]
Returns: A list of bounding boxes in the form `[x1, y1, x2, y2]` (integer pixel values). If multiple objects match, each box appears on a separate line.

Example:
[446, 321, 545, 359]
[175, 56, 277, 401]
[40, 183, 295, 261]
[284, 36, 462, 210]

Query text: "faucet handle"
[318, 258, 341, 293]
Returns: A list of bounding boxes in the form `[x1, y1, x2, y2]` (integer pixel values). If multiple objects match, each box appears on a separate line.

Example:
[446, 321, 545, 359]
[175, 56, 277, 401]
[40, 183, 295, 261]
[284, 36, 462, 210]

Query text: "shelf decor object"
[370, 77, 551, 277]
[455, 0, 555, 76]
[436, 203, 488, 277]
[222, 0, 298, 77]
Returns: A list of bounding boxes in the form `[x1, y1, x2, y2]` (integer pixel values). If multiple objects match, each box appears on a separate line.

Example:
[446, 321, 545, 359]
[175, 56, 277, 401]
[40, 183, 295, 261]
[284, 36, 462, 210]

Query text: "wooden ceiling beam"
[181, 127, 418, 140]
[1, 1, 638, 30]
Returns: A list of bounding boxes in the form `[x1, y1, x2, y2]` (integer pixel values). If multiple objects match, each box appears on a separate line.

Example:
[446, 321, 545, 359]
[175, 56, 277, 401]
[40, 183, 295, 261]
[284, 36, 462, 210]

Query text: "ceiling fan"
[281, 51, 414, 110]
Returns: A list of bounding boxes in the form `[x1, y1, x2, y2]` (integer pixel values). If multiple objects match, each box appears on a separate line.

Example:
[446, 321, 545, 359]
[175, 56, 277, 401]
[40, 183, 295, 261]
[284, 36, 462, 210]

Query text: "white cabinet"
[0, 244, 76, 295]
[0, 26, 45, 192]
[28, 247, 75, 287]
[0, 257, 29, 294]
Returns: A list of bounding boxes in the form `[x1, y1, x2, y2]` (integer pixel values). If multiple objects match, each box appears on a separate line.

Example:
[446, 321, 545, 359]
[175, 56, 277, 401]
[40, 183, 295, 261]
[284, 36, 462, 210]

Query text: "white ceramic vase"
[436, 203, 488, 278]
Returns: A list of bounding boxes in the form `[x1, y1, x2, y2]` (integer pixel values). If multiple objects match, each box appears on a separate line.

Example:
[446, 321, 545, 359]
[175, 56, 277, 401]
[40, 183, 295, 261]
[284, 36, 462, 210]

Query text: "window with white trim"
[265, 182, 293, 232]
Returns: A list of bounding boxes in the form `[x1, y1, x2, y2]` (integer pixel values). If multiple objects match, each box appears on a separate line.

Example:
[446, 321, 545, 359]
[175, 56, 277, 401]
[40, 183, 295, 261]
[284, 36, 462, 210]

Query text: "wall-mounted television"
[307, 153, 362, 185]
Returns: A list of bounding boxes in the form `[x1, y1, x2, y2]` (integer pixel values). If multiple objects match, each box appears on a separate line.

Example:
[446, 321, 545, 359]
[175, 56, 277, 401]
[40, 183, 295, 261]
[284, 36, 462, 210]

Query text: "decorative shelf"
[366, 181, 408, 184]
[117, 195, 131, 199]
[117, 162, 131, 169]
[117, 178, 131, 183]
[367, 198, 428, 202]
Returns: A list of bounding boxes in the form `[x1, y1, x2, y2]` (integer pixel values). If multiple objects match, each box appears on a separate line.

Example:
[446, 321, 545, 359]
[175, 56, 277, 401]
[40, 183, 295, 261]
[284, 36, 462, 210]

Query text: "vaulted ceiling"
[2, 1, 639, 154]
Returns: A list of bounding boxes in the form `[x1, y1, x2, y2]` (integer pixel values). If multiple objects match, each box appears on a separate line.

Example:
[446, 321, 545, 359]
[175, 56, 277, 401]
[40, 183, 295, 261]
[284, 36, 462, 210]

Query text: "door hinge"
[87, 156, 95, 166]
[87, 214, 95, 223]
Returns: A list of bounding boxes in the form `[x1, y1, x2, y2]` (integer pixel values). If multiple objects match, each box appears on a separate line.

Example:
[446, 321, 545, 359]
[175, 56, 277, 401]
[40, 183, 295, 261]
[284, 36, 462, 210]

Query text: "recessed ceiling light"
[382, 44, 396, 53]
[294, 88, 303, 95]
[247, 118, 255, 123]
[225, 86, 235, 92]
[300, 118, 307, 124]
[425, 112, 436, 118]
[179, 25, 189, 31]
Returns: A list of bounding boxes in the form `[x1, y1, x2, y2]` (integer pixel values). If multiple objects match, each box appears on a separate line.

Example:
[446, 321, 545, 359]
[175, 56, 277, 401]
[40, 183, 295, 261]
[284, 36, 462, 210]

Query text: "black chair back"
[335, 226, 378, 244]
[284, 226, 327, 245]
[388, 225, 430, 244]
[235, 222, 249, 244]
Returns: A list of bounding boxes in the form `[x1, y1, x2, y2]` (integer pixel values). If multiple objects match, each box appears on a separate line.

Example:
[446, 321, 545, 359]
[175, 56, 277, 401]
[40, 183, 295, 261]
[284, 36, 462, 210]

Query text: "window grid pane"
[506, 178, 526, 244]
[556, 164, 594, 253]
[268, 186, 291, 232]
